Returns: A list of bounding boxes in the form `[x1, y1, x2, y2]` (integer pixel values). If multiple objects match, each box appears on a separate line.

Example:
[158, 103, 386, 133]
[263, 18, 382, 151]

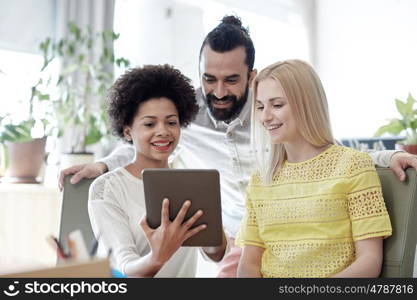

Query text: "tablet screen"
[142, 169, 223, 246]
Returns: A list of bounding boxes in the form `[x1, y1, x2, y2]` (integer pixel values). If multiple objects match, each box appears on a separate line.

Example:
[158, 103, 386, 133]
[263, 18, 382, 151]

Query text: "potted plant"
[36, 22, 129, 167]
[374, 93, 417, 154]
[0, 81, 55, 183]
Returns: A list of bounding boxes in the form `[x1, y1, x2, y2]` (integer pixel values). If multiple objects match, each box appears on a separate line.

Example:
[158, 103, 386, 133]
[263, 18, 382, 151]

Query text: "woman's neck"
[284, 139, 332, 163]
[125, 153, 169, 179]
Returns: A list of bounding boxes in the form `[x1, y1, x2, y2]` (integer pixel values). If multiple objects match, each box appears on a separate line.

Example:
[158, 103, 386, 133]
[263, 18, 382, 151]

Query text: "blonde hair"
[251, 59, 335, 184]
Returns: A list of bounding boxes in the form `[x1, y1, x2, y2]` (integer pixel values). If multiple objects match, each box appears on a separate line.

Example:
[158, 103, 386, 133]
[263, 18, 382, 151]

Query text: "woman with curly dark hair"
[88, 65, 225, 277]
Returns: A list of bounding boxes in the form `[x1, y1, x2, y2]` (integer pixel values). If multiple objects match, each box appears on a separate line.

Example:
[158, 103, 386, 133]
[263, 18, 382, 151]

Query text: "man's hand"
[389, 152, 417, 181]
[58, 162, 108, 190]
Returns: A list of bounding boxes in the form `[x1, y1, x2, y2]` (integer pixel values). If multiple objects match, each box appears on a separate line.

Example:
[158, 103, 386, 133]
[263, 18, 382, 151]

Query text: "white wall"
[114, 0, 205, 85]
[0, 0, 56, 54]
[114, 0, 314, 85]
[315, 0, 417, 139]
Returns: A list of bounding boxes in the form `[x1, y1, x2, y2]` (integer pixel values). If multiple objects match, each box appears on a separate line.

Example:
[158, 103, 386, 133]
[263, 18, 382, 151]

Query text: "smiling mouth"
[212, 99, 233, 108]
[266, 124, 283, 131]
[151, 141, 173, 152]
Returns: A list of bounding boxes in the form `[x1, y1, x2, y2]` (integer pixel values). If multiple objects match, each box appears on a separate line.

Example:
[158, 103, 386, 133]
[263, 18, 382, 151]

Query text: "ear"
[248, 69, 257, 85]
[123, 126, 132, 142]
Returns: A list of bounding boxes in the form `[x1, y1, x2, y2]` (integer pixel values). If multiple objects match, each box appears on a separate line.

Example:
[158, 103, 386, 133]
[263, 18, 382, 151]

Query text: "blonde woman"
[236, 59, 392, 277]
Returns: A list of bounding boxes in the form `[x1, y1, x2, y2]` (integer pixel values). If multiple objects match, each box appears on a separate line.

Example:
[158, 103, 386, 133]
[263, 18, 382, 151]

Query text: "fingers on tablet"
[139, 215, 152, 234]
[184, 210, 203, 229]
[174, 200, 191, 224]
[161, 198, 170, 226]
[185, 224, 207, 240]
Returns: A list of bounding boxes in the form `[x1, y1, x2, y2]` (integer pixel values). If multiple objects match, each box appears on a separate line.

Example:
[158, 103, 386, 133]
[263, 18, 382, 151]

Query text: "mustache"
[206, 94, 237, 103]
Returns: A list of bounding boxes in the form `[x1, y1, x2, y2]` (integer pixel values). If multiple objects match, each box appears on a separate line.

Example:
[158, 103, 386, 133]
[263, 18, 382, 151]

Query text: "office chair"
[377, 167, 417, 277]
[59, 175, 96, 259]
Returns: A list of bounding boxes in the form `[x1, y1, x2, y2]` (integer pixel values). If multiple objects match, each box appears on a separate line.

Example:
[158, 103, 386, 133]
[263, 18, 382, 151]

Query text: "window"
[0, 49, 43, 123]
[0, 0, 55, 127]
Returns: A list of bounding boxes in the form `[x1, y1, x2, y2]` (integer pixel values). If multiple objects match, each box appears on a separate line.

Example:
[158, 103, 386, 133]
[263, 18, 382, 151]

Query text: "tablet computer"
[142, 169, 223, 246]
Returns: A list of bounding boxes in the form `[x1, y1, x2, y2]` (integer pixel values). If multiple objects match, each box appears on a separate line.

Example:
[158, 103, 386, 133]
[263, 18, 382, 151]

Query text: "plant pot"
[395, 143, 417, 155]
[60, 152, 95, 170]
[2, 137, 47, 183]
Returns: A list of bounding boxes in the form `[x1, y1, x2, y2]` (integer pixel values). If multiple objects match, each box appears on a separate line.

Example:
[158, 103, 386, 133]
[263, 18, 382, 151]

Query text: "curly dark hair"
[199, 15, 255, 71]
[107, 64, 199, 142]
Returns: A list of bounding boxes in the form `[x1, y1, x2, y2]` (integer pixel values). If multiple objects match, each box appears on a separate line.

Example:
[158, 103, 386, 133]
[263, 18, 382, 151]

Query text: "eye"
[256, 106, 264, 111]
[168, 120, 178, 126]
[144, 123, 154, 127]
[204, 77, 215, 83]
[273, 104, 283, 108]
[226, 78, 237, 84]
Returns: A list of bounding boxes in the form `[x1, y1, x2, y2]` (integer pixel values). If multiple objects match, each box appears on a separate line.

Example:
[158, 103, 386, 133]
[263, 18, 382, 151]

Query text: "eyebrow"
[255, 97, 285, 103]
[203, 73, 240, 80]
[225, 74, 240, 80]
[202, 73, 215, 79]
[140, 114, 178, 120]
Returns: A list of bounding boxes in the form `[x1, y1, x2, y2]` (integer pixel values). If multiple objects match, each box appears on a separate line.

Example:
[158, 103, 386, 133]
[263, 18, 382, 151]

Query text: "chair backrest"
[59, 175, 96, 255]
[377, 167, 417, 277]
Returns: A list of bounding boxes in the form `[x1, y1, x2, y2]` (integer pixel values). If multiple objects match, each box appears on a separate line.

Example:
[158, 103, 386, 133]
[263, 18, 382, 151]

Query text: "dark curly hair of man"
[107, 64, 199, 142]
[199, 15, 255, 71]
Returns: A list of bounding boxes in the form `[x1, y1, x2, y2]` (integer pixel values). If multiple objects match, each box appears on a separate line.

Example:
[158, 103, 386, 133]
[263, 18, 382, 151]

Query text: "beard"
[205, 86, 249, 122]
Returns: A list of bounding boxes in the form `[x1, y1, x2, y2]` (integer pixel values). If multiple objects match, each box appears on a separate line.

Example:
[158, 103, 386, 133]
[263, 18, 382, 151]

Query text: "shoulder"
[89, 168, 127, 202]
[332, 145, 375, 175]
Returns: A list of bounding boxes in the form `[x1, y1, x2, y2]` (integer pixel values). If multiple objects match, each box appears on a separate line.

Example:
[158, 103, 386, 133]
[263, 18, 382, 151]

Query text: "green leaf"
[38, 93, 50, 101]
[87, 38, 93, 49]
[1, 123, 33, 143]
[374, 119, 405, 136]
[116, 58, 130, 67]
[85, 126, 102, 146]
[39, 38, 50, 54]
[57, 75, 64, 85]
[57, 40, 64, 56]
[410, 119, 417, 130]
[395, 98, 409, 118]
[406, 93, 415, 111]
[69, 22, 81, 40]
[0, 142, 10, 170]
[69, 22, 78, 33]
[68, 43, 75, 55]
[103, 47, 109, 59]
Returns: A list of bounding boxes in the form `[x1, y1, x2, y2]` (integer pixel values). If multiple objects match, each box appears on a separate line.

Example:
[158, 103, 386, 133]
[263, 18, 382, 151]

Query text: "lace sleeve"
[346, 152, 392, 241]
[235, 173, 265, 248]
[88, 175, 142, 273]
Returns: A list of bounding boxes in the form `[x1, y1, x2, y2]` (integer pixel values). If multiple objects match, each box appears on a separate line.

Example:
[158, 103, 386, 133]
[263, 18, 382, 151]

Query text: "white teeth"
[267, 124, 282, 130]
[152, 142, 170, 147]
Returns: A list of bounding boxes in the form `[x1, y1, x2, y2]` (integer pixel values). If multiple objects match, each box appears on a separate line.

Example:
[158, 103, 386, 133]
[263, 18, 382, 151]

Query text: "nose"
[155, 123, 170, 137]
[260, 106, 272, 125]
[213, 82, 227, 99]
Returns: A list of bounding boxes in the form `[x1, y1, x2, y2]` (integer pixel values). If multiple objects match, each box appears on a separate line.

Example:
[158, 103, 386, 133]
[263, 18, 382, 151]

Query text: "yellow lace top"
[236, 145, 392, 277]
